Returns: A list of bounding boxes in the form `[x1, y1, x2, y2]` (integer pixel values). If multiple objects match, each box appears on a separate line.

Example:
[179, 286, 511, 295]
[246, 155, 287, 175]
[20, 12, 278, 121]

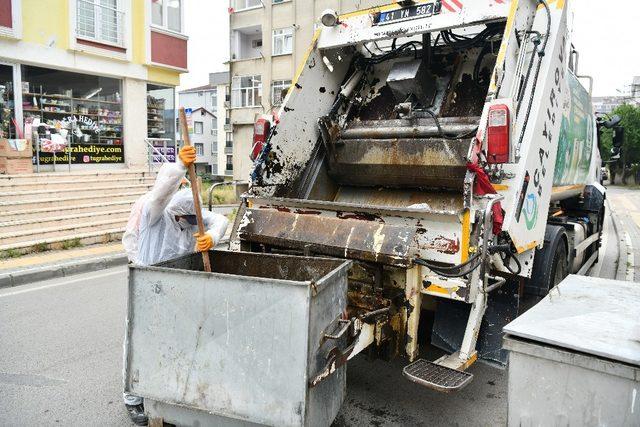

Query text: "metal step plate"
[402, 359, 473, 393]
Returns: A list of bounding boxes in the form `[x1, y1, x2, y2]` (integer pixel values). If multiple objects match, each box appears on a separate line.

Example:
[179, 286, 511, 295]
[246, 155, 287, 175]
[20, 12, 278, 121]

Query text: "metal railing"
[145, 138, 175, 173]
[208, 180, 246, 211]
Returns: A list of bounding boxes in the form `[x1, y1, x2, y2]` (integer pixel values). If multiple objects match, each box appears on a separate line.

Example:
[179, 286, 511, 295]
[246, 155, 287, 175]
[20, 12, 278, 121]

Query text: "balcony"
[230, 25, 263, 61]
[224, 123, 233, 132]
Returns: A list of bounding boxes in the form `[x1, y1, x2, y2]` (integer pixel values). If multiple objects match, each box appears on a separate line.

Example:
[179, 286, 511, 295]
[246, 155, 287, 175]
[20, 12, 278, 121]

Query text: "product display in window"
[20, 65, 125, 164]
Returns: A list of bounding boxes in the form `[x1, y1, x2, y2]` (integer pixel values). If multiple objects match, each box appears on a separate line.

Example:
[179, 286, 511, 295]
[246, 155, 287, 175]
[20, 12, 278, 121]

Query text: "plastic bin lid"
[504, 274, 640, 366]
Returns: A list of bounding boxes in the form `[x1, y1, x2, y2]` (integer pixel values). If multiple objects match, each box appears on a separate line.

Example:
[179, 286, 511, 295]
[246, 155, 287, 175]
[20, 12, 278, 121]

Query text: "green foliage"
[0, 249, 21, 260]
[600, 103, 640, 166]
[200, 182, 237, 206]
[61, 238, 82, 250]
[33, 243, 48, 253]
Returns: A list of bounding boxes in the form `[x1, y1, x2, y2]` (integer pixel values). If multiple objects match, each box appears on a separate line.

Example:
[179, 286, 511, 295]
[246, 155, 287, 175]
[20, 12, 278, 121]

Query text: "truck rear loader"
[124, 0, 609, 425]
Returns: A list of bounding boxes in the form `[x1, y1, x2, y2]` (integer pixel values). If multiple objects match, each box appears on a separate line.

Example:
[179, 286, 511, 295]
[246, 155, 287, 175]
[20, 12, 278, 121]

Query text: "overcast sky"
[179, 0, 640, 96]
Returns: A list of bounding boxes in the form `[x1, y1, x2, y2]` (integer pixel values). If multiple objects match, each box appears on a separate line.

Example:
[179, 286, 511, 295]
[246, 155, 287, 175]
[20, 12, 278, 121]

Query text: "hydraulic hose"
[422, 109, 478, 140]
[515, 0, 551, 158]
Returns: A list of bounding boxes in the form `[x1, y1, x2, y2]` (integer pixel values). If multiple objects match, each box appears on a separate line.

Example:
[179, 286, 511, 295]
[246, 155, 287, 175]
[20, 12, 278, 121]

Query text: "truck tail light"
[251, 118, 271, 161]
[486, 104, 510, 164]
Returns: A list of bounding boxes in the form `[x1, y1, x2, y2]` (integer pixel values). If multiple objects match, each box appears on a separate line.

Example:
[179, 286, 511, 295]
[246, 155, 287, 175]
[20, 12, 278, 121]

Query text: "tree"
[599, 103, 640, 184]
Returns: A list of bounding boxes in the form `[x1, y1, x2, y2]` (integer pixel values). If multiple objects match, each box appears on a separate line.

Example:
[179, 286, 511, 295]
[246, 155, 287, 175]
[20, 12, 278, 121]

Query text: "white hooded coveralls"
[122, 161, 228, 266]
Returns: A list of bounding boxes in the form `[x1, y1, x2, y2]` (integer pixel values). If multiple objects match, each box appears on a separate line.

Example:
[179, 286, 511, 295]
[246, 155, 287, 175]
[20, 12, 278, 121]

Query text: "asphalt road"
[1, 187, 635, 426]
[0, 267, 506, 426]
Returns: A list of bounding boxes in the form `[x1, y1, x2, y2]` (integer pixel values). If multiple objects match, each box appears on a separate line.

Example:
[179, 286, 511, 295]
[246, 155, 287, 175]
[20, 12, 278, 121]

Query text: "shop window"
[151, 0, 182, 33]
[271, 79, 291, 106]
[272, 28, 293, 56]
[0, 64, 16, 139]
[77, 0, 125, 46]
[19, 65, 125, 164]
[194, 143, 204, 156]
[231, 75, 261, 108]
[147, 84, 176, 142]
[194, 121, 203, 134]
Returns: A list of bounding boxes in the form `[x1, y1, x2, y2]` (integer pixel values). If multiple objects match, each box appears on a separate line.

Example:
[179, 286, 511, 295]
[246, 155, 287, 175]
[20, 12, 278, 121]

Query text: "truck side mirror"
[604, 115, 621, 128]
[611, 126, 624, 160]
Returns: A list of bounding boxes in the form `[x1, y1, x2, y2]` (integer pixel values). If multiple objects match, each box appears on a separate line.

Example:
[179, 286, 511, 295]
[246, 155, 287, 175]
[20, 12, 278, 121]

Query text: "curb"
[607, 200, 630, 281]
[0, 252, 128, 289]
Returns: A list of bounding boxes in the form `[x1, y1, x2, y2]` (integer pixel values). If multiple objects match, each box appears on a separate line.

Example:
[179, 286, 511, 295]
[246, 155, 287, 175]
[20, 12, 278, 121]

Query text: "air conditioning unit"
[251, 39, 263, 48]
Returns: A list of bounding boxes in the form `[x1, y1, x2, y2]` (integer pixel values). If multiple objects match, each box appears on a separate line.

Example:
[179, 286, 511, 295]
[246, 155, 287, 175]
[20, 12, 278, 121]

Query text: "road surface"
[0, 267, 506, 426]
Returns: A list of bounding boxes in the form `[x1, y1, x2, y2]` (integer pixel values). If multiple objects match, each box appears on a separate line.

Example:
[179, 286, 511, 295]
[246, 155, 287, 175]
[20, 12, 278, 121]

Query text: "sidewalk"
[0, 243, 127, 288]
[606, 186, 640, 282]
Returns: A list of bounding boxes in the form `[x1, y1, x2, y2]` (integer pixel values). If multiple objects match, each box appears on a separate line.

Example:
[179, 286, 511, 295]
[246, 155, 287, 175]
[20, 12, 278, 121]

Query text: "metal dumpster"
[123, 250, 351, 427]
[503, 274, 640, 426]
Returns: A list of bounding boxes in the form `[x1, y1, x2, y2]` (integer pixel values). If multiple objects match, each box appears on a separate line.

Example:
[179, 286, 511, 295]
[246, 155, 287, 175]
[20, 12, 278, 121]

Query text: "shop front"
[0, 63, 177, 171]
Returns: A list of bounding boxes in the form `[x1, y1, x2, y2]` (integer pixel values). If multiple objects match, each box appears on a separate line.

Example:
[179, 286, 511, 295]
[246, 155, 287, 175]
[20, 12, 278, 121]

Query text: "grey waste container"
[123, 250, 351, 427]
[503, 274, 640, 426]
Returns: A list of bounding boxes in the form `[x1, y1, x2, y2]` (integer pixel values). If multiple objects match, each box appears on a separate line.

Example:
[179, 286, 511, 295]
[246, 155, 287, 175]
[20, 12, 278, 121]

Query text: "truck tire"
[525, 225, 569, 297]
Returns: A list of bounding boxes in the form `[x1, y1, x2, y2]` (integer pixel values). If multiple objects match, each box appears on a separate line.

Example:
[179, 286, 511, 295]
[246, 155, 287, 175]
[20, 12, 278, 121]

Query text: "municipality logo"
[523, 193, 538, 230]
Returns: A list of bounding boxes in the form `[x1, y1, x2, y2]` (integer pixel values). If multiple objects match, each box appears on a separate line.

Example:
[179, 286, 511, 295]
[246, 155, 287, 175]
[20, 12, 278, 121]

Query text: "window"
[194, 121, 203, 134]
[226, 132, 233, 148]
[226, 155, 234, 171]
[271, 79, 291, 106]
[194, 143, 204, 156]
[235, 0, 262, 11]
[211, 132, 218, 153]
[231, 75, 261, 108]
[272, 28, 293, 56]
[211, 119, 217, 135]
[77, 0, 124, 46]
[211, 90, 217, 111]
[151, 0, 182, 33]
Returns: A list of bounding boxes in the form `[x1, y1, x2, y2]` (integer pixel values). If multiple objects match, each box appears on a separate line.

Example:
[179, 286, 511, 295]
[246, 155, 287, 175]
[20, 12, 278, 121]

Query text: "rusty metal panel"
[124, 251, 351, 427]
[327, 137, 473, 189]
[237, 197, 468, 265]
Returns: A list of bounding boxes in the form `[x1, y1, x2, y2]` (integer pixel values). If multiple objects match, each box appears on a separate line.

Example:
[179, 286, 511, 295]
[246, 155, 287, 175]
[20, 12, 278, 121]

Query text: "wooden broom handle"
[178, 107, 212, 272]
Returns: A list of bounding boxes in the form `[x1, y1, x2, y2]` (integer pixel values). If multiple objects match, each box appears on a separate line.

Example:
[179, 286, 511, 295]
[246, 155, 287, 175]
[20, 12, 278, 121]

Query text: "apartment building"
[228, 0, 388, 181]
[178, 71, 233, 176]
[0, 0, 188, 170]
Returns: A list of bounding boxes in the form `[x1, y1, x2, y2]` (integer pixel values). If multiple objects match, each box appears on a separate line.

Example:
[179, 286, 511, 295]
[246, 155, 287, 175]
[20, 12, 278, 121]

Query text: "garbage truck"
[124, 0, 610, 425]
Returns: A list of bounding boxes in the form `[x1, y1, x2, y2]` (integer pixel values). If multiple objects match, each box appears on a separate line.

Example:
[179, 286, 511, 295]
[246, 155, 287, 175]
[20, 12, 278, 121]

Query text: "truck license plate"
[374, 2, 442, 26]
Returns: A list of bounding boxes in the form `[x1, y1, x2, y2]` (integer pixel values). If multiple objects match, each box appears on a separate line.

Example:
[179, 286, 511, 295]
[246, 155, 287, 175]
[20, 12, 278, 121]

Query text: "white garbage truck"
[124, 0, 612, 425]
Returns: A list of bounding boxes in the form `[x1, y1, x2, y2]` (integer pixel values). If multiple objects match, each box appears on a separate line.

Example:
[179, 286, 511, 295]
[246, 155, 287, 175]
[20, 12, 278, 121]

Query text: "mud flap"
[430, 280, 519, 366]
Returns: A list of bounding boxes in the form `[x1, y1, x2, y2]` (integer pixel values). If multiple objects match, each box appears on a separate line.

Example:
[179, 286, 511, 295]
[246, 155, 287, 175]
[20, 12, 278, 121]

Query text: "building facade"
[228, 0, 388, 181]
[178, 71, 231, 177]
[0, 0, 188, 171]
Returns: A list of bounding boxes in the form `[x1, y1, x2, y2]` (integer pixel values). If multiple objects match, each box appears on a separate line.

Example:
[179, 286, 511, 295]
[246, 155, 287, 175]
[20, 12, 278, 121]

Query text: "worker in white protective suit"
[121, 145, 228, 426]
